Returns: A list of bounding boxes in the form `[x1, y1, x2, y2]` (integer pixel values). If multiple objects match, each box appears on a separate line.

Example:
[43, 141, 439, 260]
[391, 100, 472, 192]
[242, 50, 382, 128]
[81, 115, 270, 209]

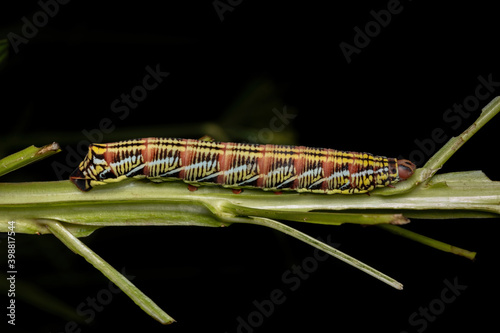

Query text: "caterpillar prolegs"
[70, 137, 416, 194]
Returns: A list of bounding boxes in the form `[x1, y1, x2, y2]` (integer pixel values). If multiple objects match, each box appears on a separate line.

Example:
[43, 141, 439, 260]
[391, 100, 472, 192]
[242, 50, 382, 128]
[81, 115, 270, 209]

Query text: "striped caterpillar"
[70, 137, 416, 194]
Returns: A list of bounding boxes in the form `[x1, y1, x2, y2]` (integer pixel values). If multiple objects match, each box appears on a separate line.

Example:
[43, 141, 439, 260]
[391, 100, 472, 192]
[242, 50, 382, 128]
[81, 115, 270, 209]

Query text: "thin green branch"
[423, 95, 500, 172]
[40, 219, 175, 325]
[377, 224, 477, 260]
[0, 142, 61, 177]
[241, 216, 403, 289]
[374, 96, 500, 196]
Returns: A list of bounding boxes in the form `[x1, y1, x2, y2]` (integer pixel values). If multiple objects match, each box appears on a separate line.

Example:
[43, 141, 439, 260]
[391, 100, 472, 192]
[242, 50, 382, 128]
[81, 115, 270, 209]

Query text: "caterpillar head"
[70, 144, 116, 191]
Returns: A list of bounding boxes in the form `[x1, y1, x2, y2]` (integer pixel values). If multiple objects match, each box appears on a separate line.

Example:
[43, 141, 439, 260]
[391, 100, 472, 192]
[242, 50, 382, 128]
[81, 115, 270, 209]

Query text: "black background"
[1, 1, 500, 332]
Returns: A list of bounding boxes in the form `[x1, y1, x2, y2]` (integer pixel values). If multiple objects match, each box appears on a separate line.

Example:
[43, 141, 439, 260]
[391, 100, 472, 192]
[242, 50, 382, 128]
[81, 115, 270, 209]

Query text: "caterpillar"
[70, 137, 416, 194]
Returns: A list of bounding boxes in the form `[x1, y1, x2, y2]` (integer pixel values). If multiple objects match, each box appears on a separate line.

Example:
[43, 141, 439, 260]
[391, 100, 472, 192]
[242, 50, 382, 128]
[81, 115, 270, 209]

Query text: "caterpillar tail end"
[70, 168, 93, 191]
[398, 159, 416, 180]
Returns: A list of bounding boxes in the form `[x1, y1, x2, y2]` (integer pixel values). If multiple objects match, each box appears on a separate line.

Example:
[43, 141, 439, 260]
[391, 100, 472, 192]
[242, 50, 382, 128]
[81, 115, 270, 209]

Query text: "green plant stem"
[1, 96, 499, 321]
[0, 169, 494, 292]
[1, 170, 498, 233]
[0, 142, 61, 177]
[40, 219, 175, 325]
[242, 216, 404, 289]
[374, 96, 500, 196]
[377, 224, 477, 260]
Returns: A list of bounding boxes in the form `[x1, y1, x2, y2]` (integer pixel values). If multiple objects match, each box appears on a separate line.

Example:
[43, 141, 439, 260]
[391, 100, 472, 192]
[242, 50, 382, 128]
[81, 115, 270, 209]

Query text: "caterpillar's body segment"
[70, 138, 416, 194]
